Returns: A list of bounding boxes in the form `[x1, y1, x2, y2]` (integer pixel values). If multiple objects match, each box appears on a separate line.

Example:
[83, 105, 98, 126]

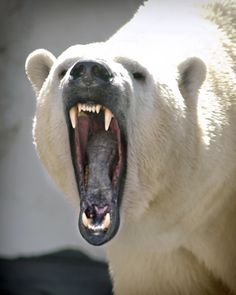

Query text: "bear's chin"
[78, 200, 121, 246]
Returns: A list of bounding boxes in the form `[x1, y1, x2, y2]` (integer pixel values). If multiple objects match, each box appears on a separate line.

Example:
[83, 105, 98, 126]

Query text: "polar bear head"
[26, 42, 206, 246]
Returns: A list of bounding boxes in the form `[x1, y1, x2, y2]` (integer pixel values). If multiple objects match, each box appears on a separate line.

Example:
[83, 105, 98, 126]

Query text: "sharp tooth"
[103, 213, 111, 229]
[82, 104, 86, 111]
[82, 212, 89, 228]
[96, 105, 101, 114]
[92, 105, 96, 113]
[104, 108, 113, 131]
[78, 103, 82, 113]
[69, 106, 77, 128]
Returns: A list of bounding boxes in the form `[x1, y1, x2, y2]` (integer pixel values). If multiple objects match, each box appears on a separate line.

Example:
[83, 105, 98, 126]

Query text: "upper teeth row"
[69, 103, 114, 131]
[79, 104, 102, 113]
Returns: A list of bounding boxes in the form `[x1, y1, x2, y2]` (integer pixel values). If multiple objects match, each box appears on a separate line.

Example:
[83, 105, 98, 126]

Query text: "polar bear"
[25, 0, 236, 294]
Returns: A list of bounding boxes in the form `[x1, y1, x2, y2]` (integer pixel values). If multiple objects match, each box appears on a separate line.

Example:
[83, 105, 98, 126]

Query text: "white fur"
[26, 1, 236, 294]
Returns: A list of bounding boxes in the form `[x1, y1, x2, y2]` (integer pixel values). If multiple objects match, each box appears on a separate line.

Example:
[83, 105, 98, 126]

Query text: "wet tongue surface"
[86, 131, 117, 200]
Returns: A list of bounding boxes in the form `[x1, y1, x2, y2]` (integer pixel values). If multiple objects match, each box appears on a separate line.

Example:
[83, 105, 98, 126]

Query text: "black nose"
[69, 60, 113, 86]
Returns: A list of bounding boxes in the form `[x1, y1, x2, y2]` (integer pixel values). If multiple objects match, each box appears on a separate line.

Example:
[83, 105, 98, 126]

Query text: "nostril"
[92, 64, 112, 82]
[70, 64, 86, 80]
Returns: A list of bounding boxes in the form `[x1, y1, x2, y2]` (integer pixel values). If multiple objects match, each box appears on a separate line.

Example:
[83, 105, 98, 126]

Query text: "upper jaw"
[69, 102, 115, 131]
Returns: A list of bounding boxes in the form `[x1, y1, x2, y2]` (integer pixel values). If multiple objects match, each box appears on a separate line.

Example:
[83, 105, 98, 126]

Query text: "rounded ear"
[178, 57, 207, 99]
[25, 49, 56, 96]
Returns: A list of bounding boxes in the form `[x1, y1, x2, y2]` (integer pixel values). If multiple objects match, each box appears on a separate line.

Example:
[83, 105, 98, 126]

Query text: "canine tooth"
[96, 105, 101, 114]
[104, 108, 113, 131]
[103, 213, 111, 228]
[92, 105, 96, 113]
[82, 212, 89, 227]
[69, 106, 77, 128]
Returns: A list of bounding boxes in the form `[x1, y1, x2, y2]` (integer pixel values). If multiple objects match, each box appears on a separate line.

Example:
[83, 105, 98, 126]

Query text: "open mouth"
[67, 101, 126, 245]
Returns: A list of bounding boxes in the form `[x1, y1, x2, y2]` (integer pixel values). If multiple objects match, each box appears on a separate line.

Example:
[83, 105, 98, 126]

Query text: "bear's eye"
[132, 71, 145, 81]
[59, 69, 67, 80]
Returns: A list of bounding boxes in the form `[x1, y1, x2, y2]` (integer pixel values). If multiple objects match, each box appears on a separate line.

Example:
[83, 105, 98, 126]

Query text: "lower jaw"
[78, 207, 120, 246]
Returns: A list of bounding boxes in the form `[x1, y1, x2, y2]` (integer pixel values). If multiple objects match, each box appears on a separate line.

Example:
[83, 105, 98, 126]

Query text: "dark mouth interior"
[68, 102, 125, 245]
[72, 107, 123, 195]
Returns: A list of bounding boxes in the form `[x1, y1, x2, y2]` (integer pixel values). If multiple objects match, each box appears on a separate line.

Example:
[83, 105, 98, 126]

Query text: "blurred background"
[0, 0, 143, 261]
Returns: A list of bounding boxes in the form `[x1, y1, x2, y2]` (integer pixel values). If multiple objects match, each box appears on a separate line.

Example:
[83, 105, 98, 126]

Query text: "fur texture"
[26, 1, 236, 294]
